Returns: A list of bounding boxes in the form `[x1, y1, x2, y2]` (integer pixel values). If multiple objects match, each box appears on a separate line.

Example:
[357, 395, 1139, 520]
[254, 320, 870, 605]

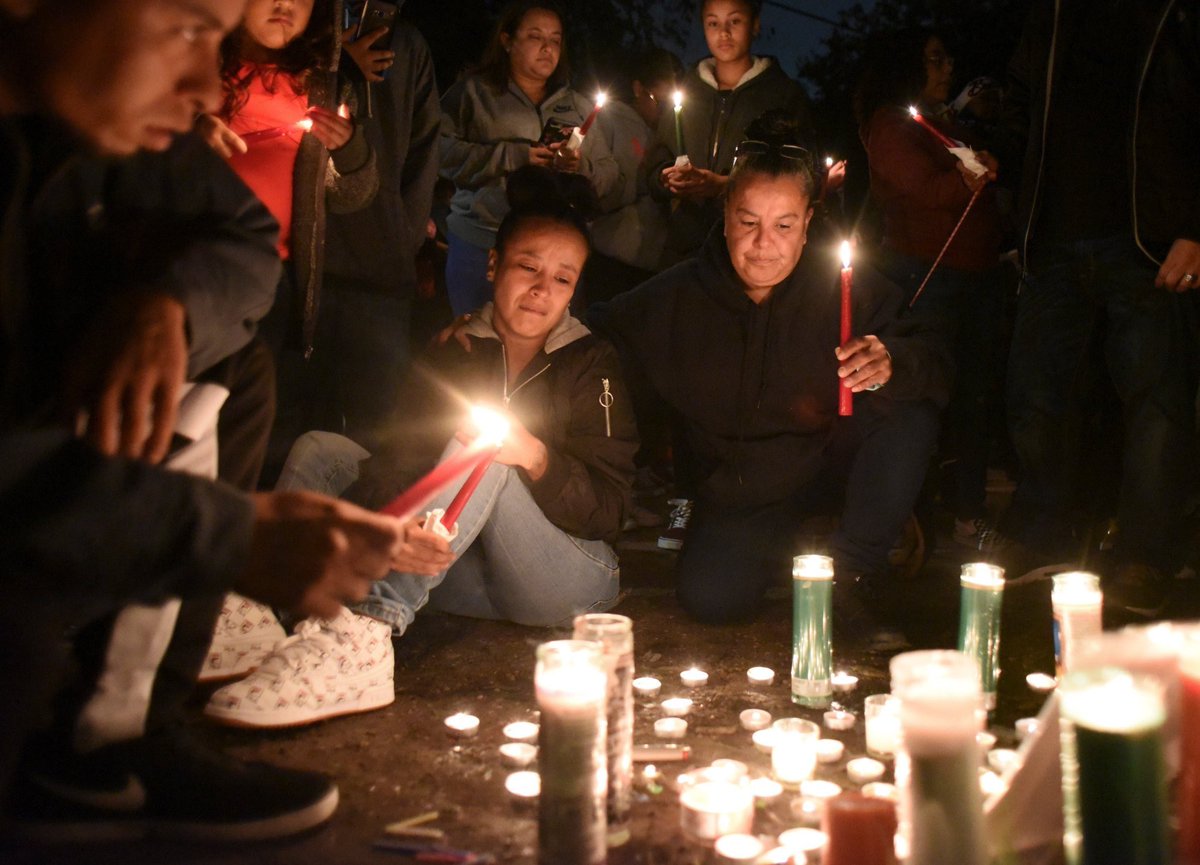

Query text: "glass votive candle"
[740, 708, 772, 731]
[502, 720, 538, 743]
[444, 712, 480, 738]
[681, 667, 709, 687]
[747, 666, 776, 686]
[817, 738, 846, 763]
[771, 717, 820, 785]
[499, 742, 537, 768]
[864, 694, 901, 759]
[679, 779, 754, 840]
[824, 708, 856, 731]
[633, 676, 662, 697]
[661, 697, 693, 717]
[655, 717, 687, 739]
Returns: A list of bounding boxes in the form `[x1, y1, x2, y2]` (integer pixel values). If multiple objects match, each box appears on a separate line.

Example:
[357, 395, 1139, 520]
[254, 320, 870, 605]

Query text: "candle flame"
[839, 240, 853, 269]
[672, 90, 683, 110]
[337, 103, 350, 119]
[469, 405, 510, 448]
[824, 155, 834, 168]
[907, 104, 920, 118]
[595, 91, 607, 109]
[297, 117, 314, 131]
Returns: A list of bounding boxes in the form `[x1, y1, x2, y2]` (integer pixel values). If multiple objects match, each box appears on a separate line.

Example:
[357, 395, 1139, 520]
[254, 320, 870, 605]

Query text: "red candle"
[440, 448, 497, 529]
[379, 444, 489, 522]
[823, 793, 898, 865]
[438, 406, 510, 529]
[907, 105, 957, 148]
[1178, 654, 1200, 863]
[241, 116, 313, 144]
[839, 240, 854, 417]
[577, 91, 606, 137]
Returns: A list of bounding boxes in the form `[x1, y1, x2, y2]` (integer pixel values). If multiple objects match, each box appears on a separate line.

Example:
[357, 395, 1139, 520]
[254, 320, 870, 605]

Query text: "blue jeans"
[444, 234, 493, 317]
[277, 432, 620, 632]
[1006, 235, 1199, 567]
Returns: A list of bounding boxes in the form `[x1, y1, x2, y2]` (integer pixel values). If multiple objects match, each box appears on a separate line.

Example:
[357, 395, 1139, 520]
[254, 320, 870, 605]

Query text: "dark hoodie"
[591, 232, 951, 511]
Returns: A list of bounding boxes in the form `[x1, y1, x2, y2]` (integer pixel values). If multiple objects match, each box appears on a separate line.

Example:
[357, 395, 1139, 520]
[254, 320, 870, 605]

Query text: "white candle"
[739, 708, 772, 731]
[1026, 672, 1057, 693]
[632, 676, 662, 697]
[654, 717, 687, 739]
[505, 770, 540, 798]
[502, 720, 538, 743]
[987, 748, 1021, 774]
[752, 728, 778, 753]
[747, 666, 775, 685]
[679, 780, 755, 840]
[444, 712, 480, 738]
[817, 738, 845, 763]
[714, 833, 765, 862]
[771, 718, 819, 784]
[709, 759, 749, 781]
[824, 708, 856, 731]
[1015, 717, 1040, 741]
[862, 781, 899, 801]
[976, 730, 997, 751]
[979, 769, 1006, 797]
[1051, 571, 1103, 676]
[847, 756, 886, 783]
[681, 667, 709, 687]
[832, 671, 859, 693]
[778, 827, 828, 856]
[499, 742, 537, 768]
[661, 697, 693, 717]
[800, 779, 842, 799]
[865, 694, 901, 758]
[750, 777, 783, 800]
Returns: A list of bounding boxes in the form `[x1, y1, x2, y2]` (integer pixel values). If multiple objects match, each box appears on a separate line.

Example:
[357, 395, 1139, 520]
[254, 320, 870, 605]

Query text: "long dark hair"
[473, 1, 570, 95]
[853, 28, 935, 127]
[219, 0, 338, 118]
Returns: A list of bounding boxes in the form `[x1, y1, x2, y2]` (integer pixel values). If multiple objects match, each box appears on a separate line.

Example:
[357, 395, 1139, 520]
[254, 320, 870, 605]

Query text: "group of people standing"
[0, 0, 1197, 847]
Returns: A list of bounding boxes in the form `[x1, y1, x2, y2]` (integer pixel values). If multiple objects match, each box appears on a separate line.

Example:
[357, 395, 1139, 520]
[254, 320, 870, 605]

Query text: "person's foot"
[205, 607, 394, 729]
[953, 516, 1015, 556]
[1104, 562, 1169, 619]
[6, 728, 338, 842]
[657, 499, 692, 551]
[198, 593, 287, 683]
[832, 571, 910, 653]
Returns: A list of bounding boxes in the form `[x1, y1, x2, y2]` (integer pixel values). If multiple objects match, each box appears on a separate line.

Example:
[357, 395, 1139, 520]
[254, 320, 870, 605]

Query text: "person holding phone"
[438, 0, 619, 315]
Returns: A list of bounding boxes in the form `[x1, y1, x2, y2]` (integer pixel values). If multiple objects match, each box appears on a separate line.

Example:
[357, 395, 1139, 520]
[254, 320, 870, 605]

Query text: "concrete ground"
[7, 480, 1167, 865]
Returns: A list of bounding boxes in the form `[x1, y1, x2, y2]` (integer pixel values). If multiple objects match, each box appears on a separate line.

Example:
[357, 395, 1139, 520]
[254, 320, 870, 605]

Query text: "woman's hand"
[308, 105, 353, 151]
[529, 144, 556, 167]
[957, 150, 998, 193]
[392, 517, 455, 576]
[824, 159, 848, 193]
[548, 140, 581, 173]
[456, 410, 549, 481]
[662, 164, 727, 200]
[196, 113, 247, 159]
[341, 25, 395, 83]
[836, 335, 893, 393]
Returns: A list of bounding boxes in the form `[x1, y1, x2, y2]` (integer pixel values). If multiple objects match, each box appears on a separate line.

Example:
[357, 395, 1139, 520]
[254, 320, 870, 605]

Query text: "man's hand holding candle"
[661, 163, 727, 201]
[835, 336, 893, 394]
[1156, 237, 1200, 292]
[307, 105, 353, 152]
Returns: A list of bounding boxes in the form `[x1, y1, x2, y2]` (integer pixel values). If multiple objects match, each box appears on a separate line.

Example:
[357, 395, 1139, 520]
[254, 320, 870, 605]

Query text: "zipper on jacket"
[599, 378, 613, 437]
[1130, 0, 1176, 266]
[501, 343, 551, 406]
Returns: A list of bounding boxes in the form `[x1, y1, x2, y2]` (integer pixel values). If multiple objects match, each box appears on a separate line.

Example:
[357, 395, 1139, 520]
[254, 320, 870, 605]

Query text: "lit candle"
[672, 90, 684, 155]
[747, 666, 775, 686]
[801, 779, 843, 799]
[679, 779, 755, 840]
[817, 738, 846, 763]
[792, 555, 834, 706]
[444, 712, 479, 738]
[778, 827, 828, 858]
[709, 759, 749, 782]
[680, 667, 708, 687]
[714, 833, 765, 863]
[506, 770, 541, 798]
[1177, 649, 1200, 863]
[907, 105, 957, 148]
[832, 671, 859, 693]
[838, 242, 854, 416]
[750, 777, 783, 800]
[824, 708, 856, 731]
[1015, 717, 1039, 741]
[661, 697, 692, 717]
[823, 792, 899, 865]
[654, 717, 687, 739]
[752, 728, 778, 753]
[771, 717, 820, 785]
[739, 708, 772, 731]
[499, 742, 537, 768]
[864, 694, 901, 759]
[847, 757, 886, 784]
[440, 406, 509, 529]
[1051, 571, 1103, 677]
[632, 676, 661, 697]
[986, 748, 1020, 774]
[381, 431, 494, 521]
[976, 730, 997, 751]
[577, 91, 606, 136]
[862, 781, 898, 801]
[957, 563, 1005, 710]
[503, 721, 538, 743]
[240, 115, 314, 144]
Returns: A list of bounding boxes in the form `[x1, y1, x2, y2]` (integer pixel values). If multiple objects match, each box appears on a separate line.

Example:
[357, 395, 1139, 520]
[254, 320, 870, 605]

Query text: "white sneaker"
[198, 593, 287, 683]
[203, 607, 395, 728]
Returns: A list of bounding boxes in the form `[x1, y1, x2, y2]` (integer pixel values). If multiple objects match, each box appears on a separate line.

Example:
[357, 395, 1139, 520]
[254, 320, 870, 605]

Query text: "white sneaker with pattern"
[198, 593, 288, 683]
[203, 607, 394, 728]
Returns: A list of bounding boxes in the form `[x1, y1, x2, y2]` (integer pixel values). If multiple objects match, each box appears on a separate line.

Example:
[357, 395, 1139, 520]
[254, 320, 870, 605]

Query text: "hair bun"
[506, 164, 601, 221]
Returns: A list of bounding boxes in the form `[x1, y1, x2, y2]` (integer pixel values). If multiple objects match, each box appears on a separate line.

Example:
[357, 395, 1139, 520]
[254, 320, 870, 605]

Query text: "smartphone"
[538, 116, 574, 147]
[355, 0, 398, 50]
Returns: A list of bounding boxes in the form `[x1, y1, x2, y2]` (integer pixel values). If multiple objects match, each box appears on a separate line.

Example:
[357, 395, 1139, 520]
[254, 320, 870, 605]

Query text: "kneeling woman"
[206, 176, 639, 728]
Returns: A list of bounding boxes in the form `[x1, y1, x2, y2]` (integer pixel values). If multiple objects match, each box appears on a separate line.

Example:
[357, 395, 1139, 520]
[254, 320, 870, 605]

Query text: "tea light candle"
[681, 668, 709, 687]
[655, 717, 687, 739]
[862, 781, 899, 801]
[979, 769, 1006, 797]
[817, 738, 845, 763]
[1015, 717, 1040, 741]
[846, 757, 886, 784]
[710, 759, 750, 781]
[824, 708, 856, 731]
[679, 781, 755, 840]
[505, 770, 540, 798]
[801, 779, 843, 799]
[714, 833, 765, 862]
[739, 708, 772, 731]
[1027, 672, 1057, 693]
[633, 676, 662, 697]
[750, 777, 783, 800]
[778, 827, 828, 856]
[792, 795, 822, 824]
[752, 728, 778, 753]
[832, 671, 859, 693]
[747, 666, 775, 685]
[502, 720, 538, 743]
[987, 748, 1021, 774]
[976, 730, 997, 751]
[661, 697, 693, 717]
[444, 712, 480, 738]
[642, 763, 660, 782]
[499, 742, 537, 768]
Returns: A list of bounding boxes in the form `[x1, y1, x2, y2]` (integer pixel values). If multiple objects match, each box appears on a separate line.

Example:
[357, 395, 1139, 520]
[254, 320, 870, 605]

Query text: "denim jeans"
[444, 234, 493, 317]
[277, 432, 620, 632]
[1006, 235, 1199, 567]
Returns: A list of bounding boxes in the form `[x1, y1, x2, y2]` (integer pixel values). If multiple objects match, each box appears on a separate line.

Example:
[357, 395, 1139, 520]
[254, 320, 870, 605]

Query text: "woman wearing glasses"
[855, 30, 1009, 555]
[591, 116, 950, 642]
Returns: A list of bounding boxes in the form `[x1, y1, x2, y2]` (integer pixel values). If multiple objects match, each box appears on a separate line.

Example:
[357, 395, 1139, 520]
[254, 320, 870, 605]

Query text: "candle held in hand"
[672, 90, 684, 155]
[907, 105, 957, 148]
[839, 241, 854, 416]
[577, 91, 606, 136]
[440, 406, 510, 529]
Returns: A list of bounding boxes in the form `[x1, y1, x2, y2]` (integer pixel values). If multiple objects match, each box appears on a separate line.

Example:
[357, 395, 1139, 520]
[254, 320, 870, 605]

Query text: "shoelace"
[667, 501, 692, 530]
[254, 619, 342, 678]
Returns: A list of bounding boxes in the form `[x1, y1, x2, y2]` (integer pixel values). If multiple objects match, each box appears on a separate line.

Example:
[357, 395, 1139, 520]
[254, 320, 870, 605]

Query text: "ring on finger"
[1183, 273, 1196, 284]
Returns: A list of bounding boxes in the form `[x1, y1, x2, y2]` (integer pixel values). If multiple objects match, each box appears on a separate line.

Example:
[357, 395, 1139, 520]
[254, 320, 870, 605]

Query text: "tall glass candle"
[1059, 668, 1168, 865]
[823, 792, 898, 865]
[1178, 649, 1200, 864]
[535, 640, 608, 865]
[957, 563, 1005, 710]
[573, 613, 634, 846]
[865, 693, 901, 759]
[891, 650, 987, 865]
[791, 554, 834, 707]
[1052, 572, 1103, 677]
[771, 717, 820, 785]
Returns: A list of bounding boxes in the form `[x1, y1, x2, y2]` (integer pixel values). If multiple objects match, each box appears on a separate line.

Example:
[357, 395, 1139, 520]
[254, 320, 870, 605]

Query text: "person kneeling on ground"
[205, 169, 639, 728]
[589, 115, 951, 643]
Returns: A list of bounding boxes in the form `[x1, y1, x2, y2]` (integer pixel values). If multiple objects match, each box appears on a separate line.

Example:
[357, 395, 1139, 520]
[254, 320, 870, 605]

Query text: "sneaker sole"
[151, 786, 338, 843]
[657, 538, 683, 551]
[204, 683, 396, 730]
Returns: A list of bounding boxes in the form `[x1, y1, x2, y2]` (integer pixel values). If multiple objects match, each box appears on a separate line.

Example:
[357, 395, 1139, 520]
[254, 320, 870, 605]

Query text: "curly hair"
[219, 0, 337, 118]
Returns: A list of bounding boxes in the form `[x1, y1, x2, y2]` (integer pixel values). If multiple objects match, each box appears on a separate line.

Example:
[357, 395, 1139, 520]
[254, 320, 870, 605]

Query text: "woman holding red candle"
[855, 30, 1008, 555]
[205, 169, 638, 728]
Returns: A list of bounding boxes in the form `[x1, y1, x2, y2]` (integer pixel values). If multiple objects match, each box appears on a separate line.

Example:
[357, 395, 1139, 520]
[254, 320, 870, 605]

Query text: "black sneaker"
[657, 499, 692, 551]
[8, 729, 338, 843]
[832, 571, 911, 653]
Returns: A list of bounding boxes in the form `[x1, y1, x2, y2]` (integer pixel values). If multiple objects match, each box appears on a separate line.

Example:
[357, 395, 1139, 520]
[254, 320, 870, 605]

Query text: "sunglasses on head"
[733, 139, 813, 167]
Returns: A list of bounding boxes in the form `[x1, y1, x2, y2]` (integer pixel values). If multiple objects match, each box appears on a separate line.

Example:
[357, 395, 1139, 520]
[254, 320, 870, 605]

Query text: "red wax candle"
[823, 792, 897, 865]
[907, 106, 957, 148]
[577, 92, 606, 137]
[1179, 657, 1200, 863]
[380, 445, 487, 523]
[440, 448, 497, 529]
[839, 241, 854, 417]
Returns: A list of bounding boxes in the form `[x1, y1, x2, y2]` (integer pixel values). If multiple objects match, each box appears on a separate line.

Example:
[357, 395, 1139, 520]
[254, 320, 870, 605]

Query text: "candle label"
[957, 581, 1003, 710]
[792, 575, 833, 707]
